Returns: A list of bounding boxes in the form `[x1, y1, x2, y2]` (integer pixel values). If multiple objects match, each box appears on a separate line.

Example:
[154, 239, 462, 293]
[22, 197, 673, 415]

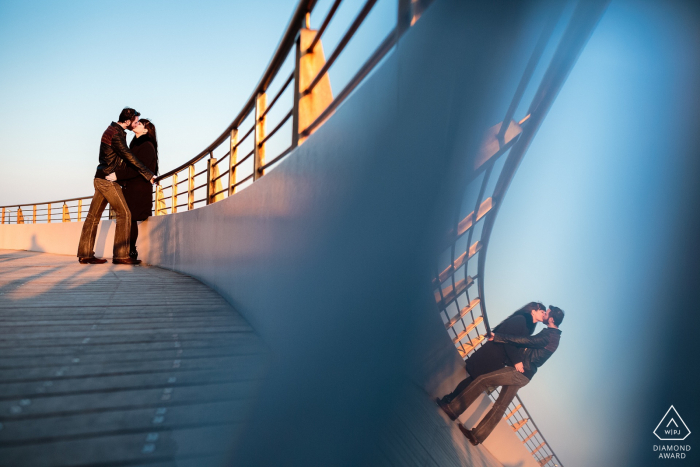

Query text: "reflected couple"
[436, 302, 564, 446]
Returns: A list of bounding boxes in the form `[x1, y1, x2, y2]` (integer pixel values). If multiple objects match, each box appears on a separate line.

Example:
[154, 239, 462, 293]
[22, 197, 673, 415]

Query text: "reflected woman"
[113, 119, 159, 261]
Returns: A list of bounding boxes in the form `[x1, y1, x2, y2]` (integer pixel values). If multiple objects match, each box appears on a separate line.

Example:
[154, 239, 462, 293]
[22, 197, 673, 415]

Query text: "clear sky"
[1, 1, 698, 466]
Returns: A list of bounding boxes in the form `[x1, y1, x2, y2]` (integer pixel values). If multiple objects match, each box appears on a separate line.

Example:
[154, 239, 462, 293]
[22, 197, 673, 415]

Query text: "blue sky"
[1, 1, 698, 465]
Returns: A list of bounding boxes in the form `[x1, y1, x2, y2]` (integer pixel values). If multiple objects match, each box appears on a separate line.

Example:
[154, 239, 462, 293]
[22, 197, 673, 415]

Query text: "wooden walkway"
[0, 250, 268, 467]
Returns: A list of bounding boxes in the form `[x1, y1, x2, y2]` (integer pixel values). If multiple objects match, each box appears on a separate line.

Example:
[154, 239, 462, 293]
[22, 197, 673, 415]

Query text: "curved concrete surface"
[1, 1, 562, 464]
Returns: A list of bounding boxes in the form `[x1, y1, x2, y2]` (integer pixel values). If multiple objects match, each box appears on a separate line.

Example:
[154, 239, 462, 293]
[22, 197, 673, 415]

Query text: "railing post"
[398, 0, 432, 34]
[229, 129, 238, 195]
[292, 34, 302, 148]
[77, 199, 83, 222]
[296, 27, 333, 144]
[254, 92, 267, 180]
[1, 207, 4, 224]
[188, 165, 195, 210]
[155, 185, 165, 216]
[47, 203, 52, 223]
[33, 205, 36, 224]
[17, 207, 24, 224]
[171, 174, 178, 214]
[62, 203, 70, 222]
[108, 204, 114, 220]
[398, 0, 412, 35]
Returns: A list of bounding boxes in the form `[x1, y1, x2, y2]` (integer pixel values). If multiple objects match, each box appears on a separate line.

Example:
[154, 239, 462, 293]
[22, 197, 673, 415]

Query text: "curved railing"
[0, 0, 430, 224]
[432, 2, 608, 466]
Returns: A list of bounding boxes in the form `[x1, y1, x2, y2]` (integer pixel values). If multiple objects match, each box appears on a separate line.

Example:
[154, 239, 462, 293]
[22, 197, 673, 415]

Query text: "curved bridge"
[0, 0, 607, 465]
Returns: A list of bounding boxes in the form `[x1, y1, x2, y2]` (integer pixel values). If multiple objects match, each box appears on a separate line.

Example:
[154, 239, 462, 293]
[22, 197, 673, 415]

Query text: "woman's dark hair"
[118, 107, 140, 123]
[548, 306, 565, 326]
[493, 301, 545, 335]
[139, 119, 159, 175]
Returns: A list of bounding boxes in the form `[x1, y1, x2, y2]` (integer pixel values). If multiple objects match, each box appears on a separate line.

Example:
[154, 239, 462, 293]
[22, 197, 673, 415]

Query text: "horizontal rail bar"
[258, 110, 293, 147]
[259, 72, 294, 120]
[307, 0, 343, 53]
[231, 173, 254, 189]
[1, 196, 93, 209]
[302, 27, 396, 137]
[305, 0, 378, 96]
[213, 170, 229, 183]
[211, 187, 229, 198]
[232, 149, 255, 169]
[212, 151, 231, 168]
[258, 145, 294, 172]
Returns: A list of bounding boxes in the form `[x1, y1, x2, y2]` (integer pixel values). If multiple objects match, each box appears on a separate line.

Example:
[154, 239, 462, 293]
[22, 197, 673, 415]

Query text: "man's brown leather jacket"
[95, 122, 153, 181]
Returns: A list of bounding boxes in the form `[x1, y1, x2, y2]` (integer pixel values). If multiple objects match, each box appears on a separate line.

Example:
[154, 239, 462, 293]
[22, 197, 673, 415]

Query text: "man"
[77, 108, 155, 265]
[437, 302, 546, 419]
[456, 306, 564, 446]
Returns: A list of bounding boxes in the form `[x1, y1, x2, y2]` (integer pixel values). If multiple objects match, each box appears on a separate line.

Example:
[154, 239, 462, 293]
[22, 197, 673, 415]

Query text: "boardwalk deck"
[0, 250, 268, 467]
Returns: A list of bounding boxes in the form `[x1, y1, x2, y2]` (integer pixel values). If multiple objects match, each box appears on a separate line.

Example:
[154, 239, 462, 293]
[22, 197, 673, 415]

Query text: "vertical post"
[208, 157, 224, 204]
[33, 205, 37, 224]
[206, 153, 213, 205]
[397, 0, 412, 35]
[188, 165, 195, 210]
[17, 207, 24, 224]
[108, 204, 114, 220]
[229, 128, 238, 195]
[155, 185, 165, 216]
[62, 203, 70, 222]
[171, 174, 178, 214]
[1, 207, 4, 224]
[296, 28, 333, 144]
[254, 92, 267, 180]
[77, 199, 83, 222]
[292, 35, 302, 149]
[47, 203, 52, 223]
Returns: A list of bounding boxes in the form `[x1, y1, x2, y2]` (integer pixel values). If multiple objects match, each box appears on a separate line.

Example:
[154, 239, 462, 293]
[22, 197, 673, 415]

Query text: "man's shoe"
[435, 397, 458, 421]
[458, 424, 480, 446]
[129, 248, 138, 261]
[112, 258, 142, 265]
[79, 257, 108, 264]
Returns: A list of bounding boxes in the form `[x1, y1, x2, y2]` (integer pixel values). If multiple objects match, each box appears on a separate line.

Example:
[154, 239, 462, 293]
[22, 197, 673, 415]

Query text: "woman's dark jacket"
[464, 311, 534, 380]
[493, 328, 561, 380]
[115, 135, 157, 221]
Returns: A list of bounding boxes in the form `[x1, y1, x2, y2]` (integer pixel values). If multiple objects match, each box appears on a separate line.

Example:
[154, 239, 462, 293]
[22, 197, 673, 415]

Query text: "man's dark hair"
[118, 107, 140, 123]
[548, 306, 565, 326]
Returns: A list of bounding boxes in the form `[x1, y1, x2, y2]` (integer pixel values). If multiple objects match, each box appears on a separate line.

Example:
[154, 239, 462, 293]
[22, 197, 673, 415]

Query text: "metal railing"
[0, 0, 433, 224]
[432, 1, 609, 466]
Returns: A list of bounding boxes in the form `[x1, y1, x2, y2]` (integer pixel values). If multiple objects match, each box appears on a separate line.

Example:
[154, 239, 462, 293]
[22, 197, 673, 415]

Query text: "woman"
[114, 119, 159, 260]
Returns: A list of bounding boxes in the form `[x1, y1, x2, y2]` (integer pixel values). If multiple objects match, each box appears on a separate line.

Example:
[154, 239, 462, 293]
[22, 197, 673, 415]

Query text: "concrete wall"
[1, 1, 553, 465]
